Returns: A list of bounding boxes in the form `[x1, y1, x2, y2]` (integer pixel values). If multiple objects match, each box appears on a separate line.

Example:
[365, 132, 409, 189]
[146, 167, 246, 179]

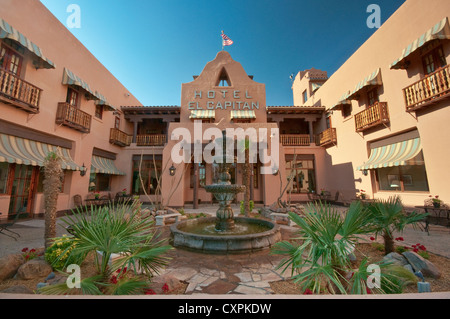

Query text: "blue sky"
[40, 0, 405, 107]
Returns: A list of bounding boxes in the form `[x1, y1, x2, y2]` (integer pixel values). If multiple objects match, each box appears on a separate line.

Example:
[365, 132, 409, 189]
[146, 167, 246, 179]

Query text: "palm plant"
[39, 200, 173, 295]
[43, 151, 63, 249]
[271, 201, 415, 294]
[366, 196, 427, 254]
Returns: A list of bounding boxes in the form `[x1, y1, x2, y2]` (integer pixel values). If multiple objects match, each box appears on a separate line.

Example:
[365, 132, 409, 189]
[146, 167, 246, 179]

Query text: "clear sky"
[40, 0, 405, 107]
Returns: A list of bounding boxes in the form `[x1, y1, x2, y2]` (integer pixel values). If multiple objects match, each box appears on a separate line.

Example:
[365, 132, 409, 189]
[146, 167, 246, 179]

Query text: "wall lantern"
[80, 163, 87, 177]
[362, 169, 369, 176]
[169, 164, 176, 176]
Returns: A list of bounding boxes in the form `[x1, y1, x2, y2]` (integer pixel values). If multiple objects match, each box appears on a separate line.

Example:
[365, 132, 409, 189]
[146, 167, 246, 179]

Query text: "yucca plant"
[366, 196, 427, 254]
[272, 200, 418, 294]
[39, 200, 173, 295]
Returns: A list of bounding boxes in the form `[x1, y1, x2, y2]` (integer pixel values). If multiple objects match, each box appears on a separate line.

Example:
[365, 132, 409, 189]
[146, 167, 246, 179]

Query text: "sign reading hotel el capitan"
[188, 90, 259, 110]
[180, 51, 267, 123]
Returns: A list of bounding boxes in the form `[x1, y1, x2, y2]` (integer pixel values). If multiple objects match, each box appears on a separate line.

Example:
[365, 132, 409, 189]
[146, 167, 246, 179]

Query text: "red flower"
[395, 237, 404, 241]
[303, 288, 313, 295]
[366, 287, 372, 294]
[145, 288, 156, 295]
[21, 248, 29, 252]
[110, 275, 118, 284]
[370, 237, 375, 241]
[30, 248, 36, 253]
[419, 245, 426, 251]
[25, 254, 30, 260]
[162, 283, 169, 293]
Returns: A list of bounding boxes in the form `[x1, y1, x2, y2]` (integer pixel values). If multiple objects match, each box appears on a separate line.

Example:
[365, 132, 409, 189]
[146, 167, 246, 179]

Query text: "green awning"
[348, 68, 383, 99]
[189, 109, 215, 119]
[231, 110, 256, 119]
[357, 138, 422, 171]
[390, 17, 450, 70]
[0, 18, 55, 69]
[62, 68, 98, 100]
[330, 92, 351, 110]
[95, 92, 116, 111]
[0, 133, 85, 172]
[91, 155, 125, 175]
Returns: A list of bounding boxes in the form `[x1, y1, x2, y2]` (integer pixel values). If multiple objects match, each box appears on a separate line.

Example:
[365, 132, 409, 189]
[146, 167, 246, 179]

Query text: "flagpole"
[221, 30, 224, 51]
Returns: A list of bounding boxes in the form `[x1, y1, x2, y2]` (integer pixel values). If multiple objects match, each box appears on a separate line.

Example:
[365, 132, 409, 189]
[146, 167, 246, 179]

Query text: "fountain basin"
[170, 217, 281, 254]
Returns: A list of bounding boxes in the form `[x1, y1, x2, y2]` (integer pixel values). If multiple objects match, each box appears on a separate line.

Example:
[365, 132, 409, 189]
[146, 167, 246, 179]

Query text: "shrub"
[240, 200, 254, 214]
[45, 235, 79, 270]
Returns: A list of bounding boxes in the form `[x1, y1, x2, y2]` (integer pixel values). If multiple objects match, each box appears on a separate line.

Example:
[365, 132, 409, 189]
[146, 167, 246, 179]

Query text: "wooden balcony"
[110, 128, 132, 147]
[354, 102, 389, 133]
[0, 68, 42, 113]
[55, 102, 91, 133]
[317, 128, 337, 147]
[403, 65, 450, 112]
[136, 134, 167, 146]
[280, 134, 311, 146]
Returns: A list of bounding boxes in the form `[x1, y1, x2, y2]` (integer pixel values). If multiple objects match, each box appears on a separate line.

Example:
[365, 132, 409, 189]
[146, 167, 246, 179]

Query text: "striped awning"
[91, 155, 125, 175]
[311, 82, 323, 93]
[357, 138, 422, 171]
[348, 68, 383, 99]
[0, 133, 84, 171]
[390, 17, 450, 70]
[189, 109, 215, 119]
[0, 18, 55, 69]
[231, 110, 256, 119]
[62, 68, 98, 100]
[331, 92, 351, 110]
[95, 92, 116, 111]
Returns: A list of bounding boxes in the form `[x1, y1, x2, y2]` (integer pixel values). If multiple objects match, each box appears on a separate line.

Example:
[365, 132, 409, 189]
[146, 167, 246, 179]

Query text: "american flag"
[221, 32, 233, 46]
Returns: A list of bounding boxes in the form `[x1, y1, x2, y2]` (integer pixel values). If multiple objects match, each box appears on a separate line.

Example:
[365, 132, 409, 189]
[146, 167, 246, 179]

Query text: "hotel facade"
[0, 0, 449, 220]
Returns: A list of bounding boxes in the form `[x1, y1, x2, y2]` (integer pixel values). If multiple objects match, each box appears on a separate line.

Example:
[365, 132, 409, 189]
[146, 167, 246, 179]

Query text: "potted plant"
[94, 191, 100, 199]
[429, 195, 441, 208]
[122, 188, 127, 196]
[358, 189, 367, 200]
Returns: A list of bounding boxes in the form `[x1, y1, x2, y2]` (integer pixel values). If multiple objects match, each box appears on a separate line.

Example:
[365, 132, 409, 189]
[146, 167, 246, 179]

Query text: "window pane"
[0, 162, 9, 193]
[402, 165, 429, 192]
[377, 167, 401, 191]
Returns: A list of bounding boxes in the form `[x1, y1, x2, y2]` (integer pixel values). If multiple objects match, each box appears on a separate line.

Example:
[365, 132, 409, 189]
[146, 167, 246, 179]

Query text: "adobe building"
[1, 0, 449, 221]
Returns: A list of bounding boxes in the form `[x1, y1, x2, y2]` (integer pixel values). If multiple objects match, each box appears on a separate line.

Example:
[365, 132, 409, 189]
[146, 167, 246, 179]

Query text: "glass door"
[8, 165, 37, 217]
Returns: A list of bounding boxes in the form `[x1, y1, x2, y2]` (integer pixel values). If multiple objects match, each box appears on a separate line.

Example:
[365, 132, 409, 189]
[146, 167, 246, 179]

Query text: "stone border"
[170, 217, 281, 253]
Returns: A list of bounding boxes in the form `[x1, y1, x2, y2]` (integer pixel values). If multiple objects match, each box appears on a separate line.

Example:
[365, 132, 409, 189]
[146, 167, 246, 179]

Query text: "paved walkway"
[1, 204, 449, 295]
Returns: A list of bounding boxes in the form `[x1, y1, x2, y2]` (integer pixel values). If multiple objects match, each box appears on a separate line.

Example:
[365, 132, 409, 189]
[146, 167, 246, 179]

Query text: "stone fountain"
[170, 130, 281, 253]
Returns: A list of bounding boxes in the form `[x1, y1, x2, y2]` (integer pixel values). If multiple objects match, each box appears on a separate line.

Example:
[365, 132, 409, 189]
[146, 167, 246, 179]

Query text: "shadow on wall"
[323, 152, 359, 203]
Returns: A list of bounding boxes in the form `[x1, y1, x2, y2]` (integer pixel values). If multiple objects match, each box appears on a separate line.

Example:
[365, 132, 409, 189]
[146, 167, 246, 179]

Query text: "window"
[89, 173, 110, 192]
[326, 116, 332, 129]
[190, 162, 206, 188]
[342, 104, 352, 118]
[285, 155, 316, 194]
[253, 164, 259, 189]
[95, 105, 103, 119]
[66, 88, 79, 107]
[422, 45, 447, 75]
[0, 162, 9, 194]
[302, 90, 308, 104]
[114, 116, 120, 129]
[0, 44, 23, 76]
[367, 88, 379, 107]
[376, 163, 429, 192]
[131, 157, 162, 195]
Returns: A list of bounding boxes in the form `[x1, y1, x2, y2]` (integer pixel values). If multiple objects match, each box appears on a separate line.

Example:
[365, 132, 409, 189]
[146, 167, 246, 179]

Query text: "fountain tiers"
[170, 217, 281, 253]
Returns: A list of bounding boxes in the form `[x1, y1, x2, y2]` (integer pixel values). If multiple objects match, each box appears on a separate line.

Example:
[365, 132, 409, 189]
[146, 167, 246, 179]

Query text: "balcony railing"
[403, 65, 450, 112]
[110, 128, 132, 147]
[136, 134, 167, 146]
[354, 102, 389, 132]
[280, 134, 311, 146]
[0, 68, 42, 113]
[317, 128, 337, 147]
[55, 102, 91, 133]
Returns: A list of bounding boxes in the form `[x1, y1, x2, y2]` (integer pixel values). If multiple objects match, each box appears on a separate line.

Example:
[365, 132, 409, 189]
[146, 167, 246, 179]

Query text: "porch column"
[307, 120, 314, 143]
[193, 163, 199, 209]
[131, 119, 142, 144]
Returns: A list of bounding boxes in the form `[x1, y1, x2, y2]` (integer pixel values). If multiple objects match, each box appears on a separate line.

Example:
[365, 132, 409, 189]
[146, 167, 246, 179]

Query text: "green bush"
[240, 200, 254, 214]
[45, 235, 79, 270]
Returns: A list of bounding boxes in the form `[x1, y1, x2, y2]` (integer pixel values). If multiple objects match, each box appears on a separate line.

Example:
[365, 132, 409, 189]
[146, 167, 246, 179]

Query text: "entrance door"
[8, 165, 37, 217]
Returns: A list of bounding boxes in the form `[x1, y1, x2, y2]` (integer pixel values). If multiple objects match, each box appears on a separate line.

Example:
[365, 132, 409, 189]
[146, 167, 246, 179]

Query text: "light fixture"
[80, 163, 86, 176]
[169, 164, 176, 176]
[362, 169, 368, 176]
